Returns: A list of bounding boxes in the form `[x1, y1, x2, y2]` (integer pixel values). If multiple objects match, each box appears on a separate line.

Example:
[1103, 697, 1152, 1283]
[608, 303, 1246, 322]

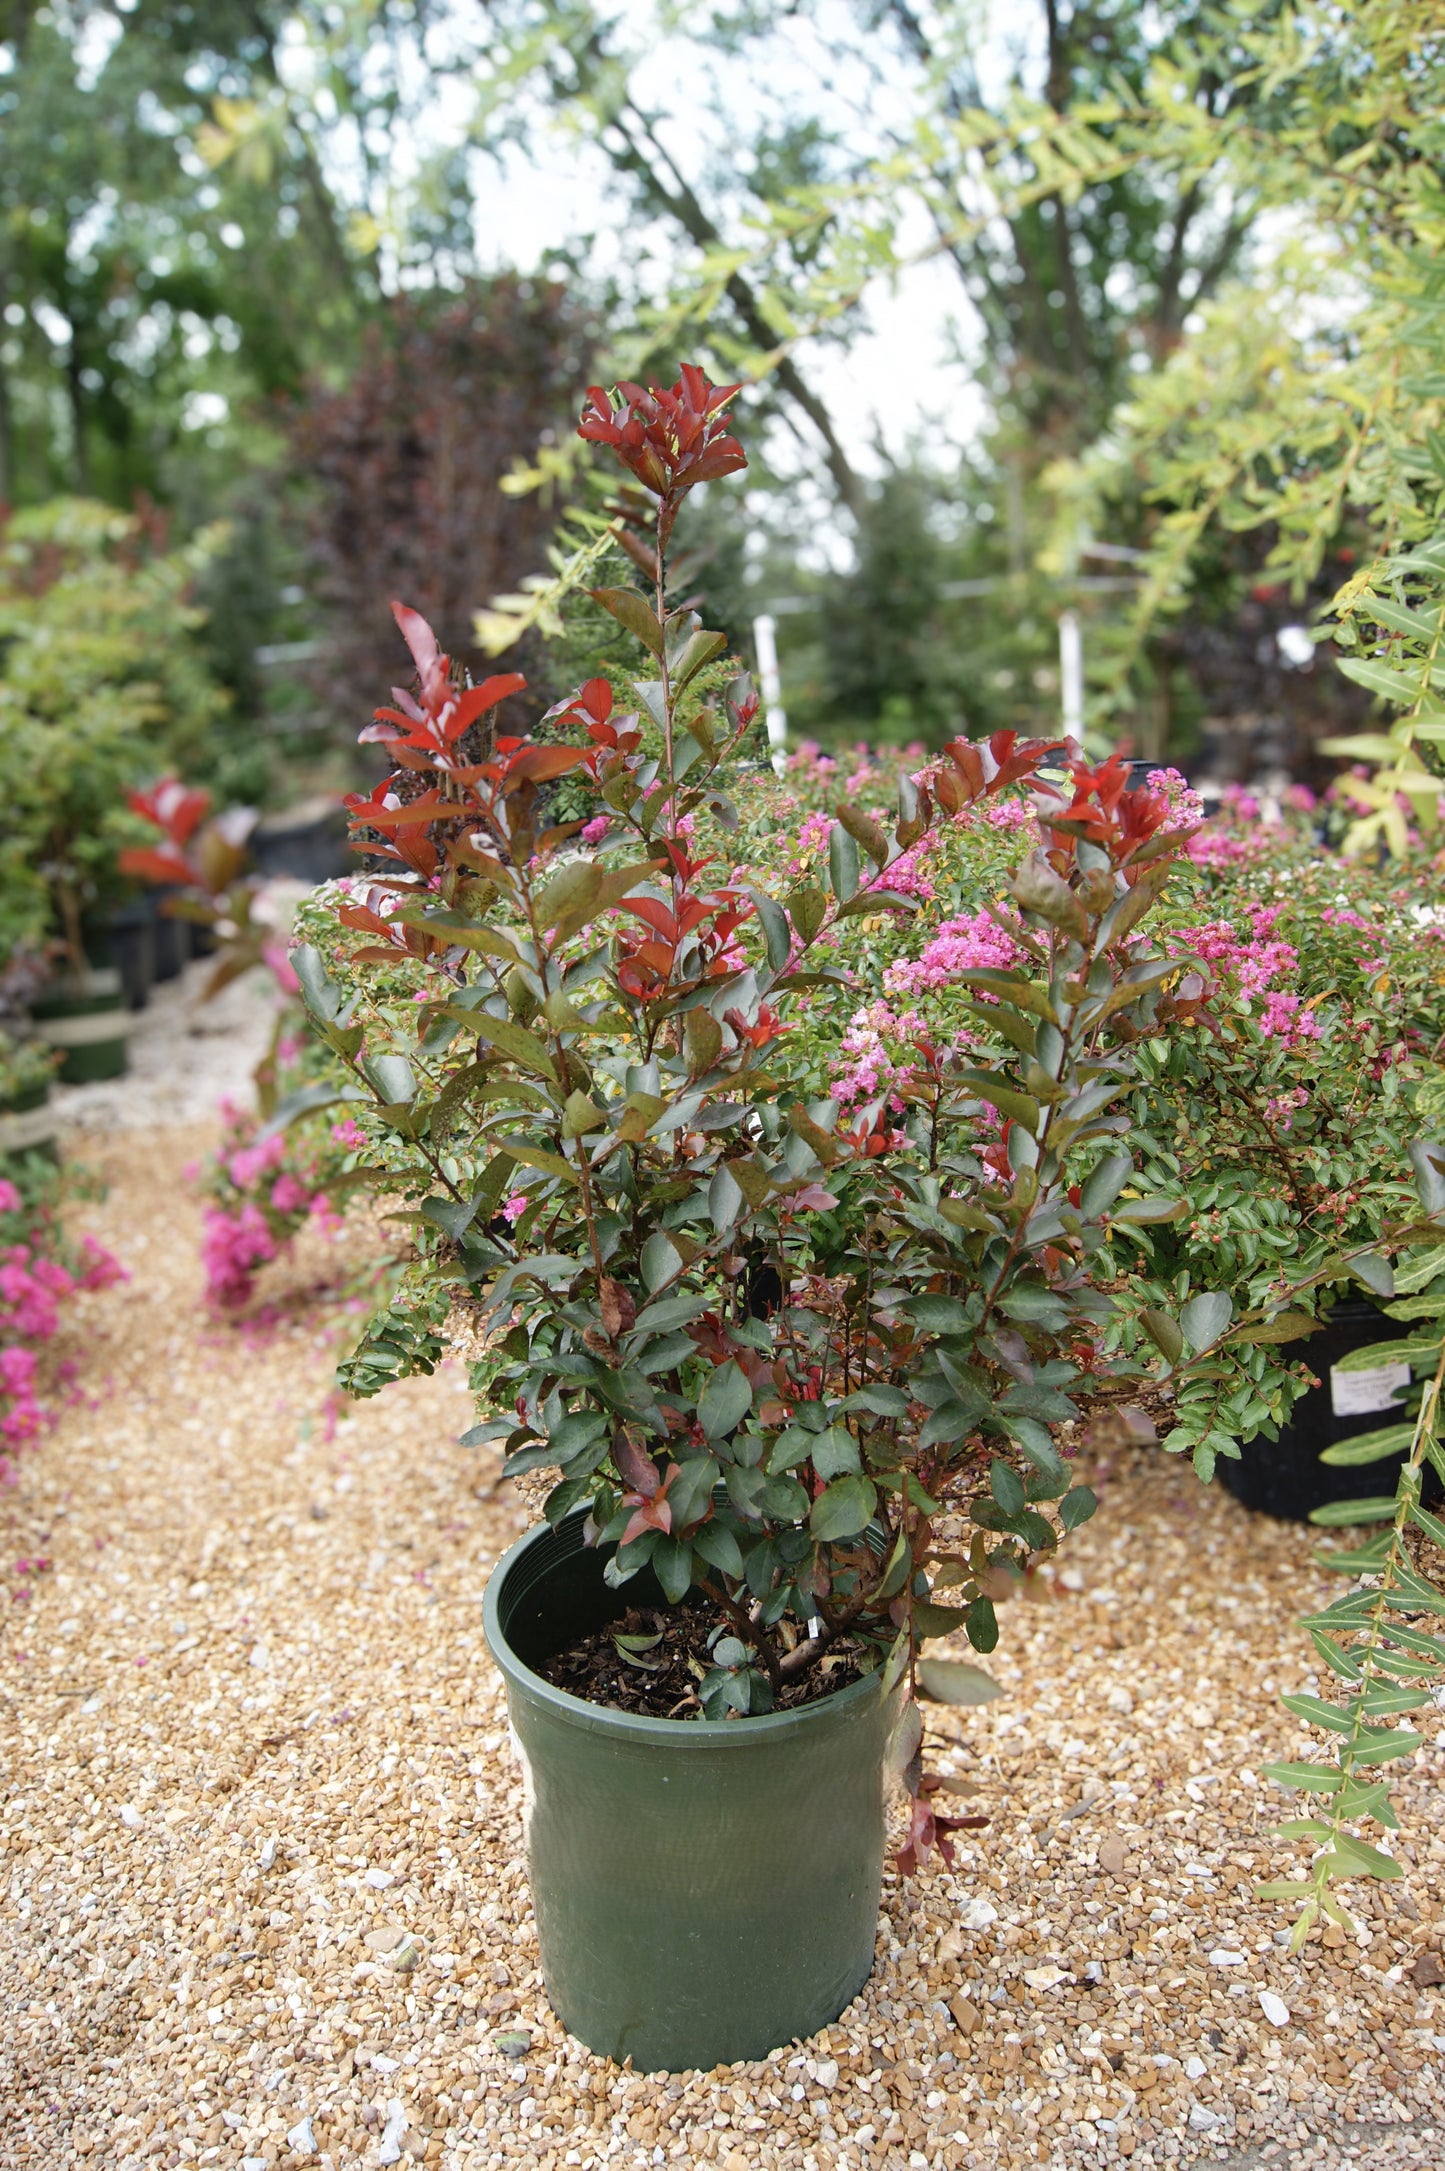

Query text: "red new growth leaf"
[118, 845, 197, 888]
[615, 1431, 661, 1498]
[578, 369, 747, 503]
[390, 600, 441, 679]
[127, 777, 212, 848]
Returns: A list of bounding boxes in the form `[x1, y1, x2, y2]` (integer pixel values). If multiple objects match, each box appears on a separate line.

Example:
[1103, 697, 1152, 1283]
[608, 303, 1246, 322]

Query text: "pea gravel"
[2, 1127, 1442, 2171]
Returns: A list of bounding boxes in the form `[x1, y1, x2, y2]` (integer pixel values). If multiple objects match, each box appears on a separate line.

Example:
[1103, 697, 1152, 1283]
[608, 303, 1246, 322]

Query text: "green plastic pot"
[31, 969, 130, 1084]
[483, 1512, 899, 2072]
[0, 1079, 59, 1163]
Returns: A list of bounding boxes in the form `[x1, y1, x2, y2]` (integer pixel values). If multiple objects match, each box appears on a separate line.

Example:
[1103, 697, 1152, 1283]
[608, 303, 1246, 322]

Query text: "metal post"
[753, 613, 788, 774]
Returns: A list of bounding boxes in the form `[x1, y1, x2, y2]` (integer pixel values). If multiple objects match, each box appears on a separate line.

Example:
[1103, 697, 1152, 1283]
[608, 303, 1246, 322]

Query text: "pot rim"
[483, 1513, 892, 1749]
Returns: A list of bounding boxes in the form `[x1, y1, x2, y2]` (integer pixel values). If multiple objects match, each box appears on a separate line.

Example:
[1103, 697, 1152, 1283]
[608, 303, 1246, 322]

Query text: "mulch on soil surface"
[0, 1127, 1442, 2171]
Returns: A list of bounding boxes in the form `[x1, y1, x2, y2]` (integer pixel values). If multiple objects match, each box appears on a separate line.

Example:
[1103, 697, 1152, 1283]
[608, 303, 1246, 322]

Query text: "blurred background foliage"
[0, 0, 1436, 812]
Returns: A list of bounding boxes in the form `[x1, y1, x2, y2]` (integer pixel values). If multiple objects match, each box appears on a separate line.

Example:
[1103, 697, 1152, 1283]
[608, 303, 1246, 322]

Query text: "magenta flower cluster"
[0, 1176, 124, 1463]
[201, 1114, 340, 1309]
[884, 907, 1021, 996]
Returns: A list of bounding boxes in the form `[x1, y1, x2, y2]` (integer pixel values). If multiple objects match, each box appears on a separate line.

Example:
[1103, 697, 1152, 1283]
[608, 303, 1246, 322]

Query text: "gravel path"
[1, 1130, 1442, 2171]
[51, 959, 278, 1134]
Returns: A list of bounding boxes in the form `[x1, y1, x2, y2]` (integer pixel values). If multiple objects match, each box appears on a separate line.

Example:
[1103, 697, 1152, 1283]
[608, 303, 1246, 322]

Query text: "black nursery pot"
[90, 900, 154, 1012]
[483, 1511, 899, 2072]
[1220, 1300, 1442, 1521]
[150, 889, 192, 982]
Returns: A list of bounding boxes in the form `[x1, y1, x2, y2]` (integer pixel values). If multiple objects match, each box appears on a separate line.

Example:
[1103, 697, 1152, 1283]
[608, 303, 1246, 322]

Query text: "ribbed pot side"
[483, 1512, 898, 2073]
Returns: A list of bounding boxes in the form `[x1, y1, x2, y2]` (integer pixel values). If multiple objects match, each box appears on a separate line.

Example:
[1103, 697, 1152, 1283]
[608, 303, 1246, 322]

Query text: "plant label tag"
[1330, 1360, 1410, 1417]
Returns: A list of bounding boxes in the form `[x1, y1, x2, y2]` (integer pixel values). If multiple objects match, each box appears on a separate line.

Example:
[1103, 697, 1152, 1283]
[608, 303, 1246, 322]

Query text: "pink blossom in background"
[262, 940, 301, 996]
[1187, 832, 1259, 868]
[1285, 785, 1318, 812]
[580, 816, 610, 844]
[884, 908, 1021, 996]
[1145, 767, 1207, 832]
[981, 799, 1033, 832]
[331, 1117, 368, 1149]
[201, 1204, 278, 1309]
[1322, 907, 1373, 933]
[270, 1172, 311, 1215]
[502, 1193, 530, 1225]
[864, 844, 935, 903]
[795, 812, 834, 855]
[227, 1131, 286, 1191]
[1176, 918, 1300, 999]
[0, 1180, 20, 1215]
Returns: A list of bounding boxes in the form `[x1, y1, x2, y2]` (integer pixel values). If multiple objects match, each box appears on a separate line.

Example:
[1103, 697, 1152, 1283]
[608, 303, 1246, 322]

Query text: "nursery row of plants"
[90, 372, 1427, 2071]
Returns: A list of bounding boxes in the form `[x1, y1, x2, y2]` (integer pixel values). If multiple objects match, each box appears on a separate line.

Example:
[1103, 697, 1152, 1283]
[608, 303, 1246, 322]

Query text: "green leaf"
[1319, 1423, 1415, 1466]
[966, 1594, 999, 1652]
[1010, 851, 1090, 940]
[1139, 1307, 1184, 1363]
[1180, 1290, 1233, 1351]
[697, 1360, 753, 1440]
[954, 1069, 1041, 1129]
[363, 1053, 416, 1105]
[913, 1600, 972, 1640]
[535, 858, 658, 941]
[1307, 1497, 1402, 1527]
[1109, 1196, 1189, 1224]
[708, 1163, 744, 1233]
[749, 888, 791, 970]
[420, 1193, 480, 1241]
[916, 1658, 1003, 1706]
[562, 1088, 606, 1138]
[1232, 1310, 1324, 1346]
[640, 1232, 681, 1292]
[670, 626, 728, 689]
[1080, 1152, 1132, 1217]
[463, 1011, 558, 1081]
[811, 1424, 862, 1479]
[292, 943, 342, 1021]
[590, 585, 664, 656]
[1280, 1692, 1356, 1735]
[1409, 1499, 1445, 1549]
[787, 884, 829, 944]
[691, 1523, 745, 1579]
[990, 1458, 1026, 1515]
[1350, 1251, 1396, 1300]
[809, 1473, 878, 1540]
[651, 1537, 694, 1604]
[1059, 1485, 1097, 1532]
[828, 821, 859, 903]
[1337, 655, 1427, 704]
[1260, 1762, 1344, 1793]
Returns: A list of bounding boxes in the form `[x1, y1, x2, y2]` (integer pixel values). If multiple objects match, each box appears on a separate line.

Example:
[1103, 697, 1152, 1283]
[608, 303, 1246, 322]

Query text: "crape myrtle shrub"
[290, 276, 592, 762]
[290, 370, 1445, 1924]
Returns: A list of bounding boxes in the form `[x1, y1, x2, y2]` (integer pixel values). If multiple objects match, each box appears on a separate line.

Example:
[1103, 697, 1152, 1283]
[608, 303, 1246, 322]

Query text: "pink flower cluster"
[831, 1001, 926, 1107]
[1174, 907, 1321, 1049]
[203, 1115, 340, 1309]
[884, 908, 1021, 996]
[865, 843, 935, 903]
[1145, 767, 1206, 832]
[0, 1177, 124, 1458]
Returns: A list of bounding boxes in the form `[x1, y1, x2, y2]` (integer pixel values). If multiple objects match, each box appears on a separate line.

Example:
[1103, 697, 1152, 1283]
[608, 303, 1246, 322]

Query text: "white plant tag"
[1330, 1360, 1410, 1417]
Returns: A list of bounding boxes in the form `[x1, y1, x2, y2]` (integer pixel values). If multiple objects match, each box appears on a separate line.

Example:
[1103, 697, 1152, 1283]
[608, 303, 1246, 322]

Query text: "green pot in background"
[483, 1511, 900, 2073]
[0, 1078, 59, 1163]
[31, 967, 131, 1084]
